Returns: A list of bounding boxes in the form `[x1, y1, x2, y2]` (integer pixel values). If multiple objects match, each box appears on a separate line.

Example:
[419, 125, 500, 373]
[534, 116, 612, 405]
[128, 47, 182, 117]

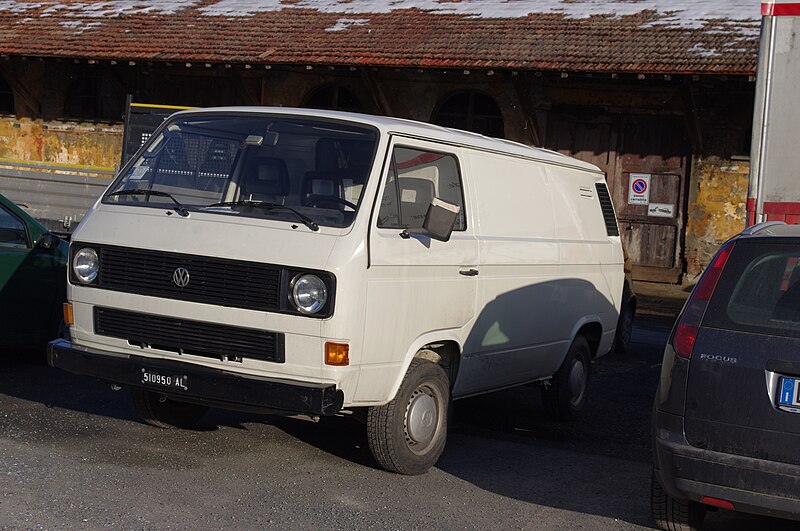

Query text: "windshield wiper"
[203, 200, 319, 232]
[107, 189, 190, 217]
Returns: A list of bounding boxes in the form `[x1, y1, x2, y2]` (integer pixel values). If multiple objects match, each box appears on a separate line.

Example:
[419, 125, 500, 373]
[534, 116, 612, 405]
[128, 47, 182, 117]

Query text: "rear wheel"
[614, 300, 635, 353]
[366, 359, 449, 475]
[543, 336, 591, 420]
[130, 388, 208, 429]
[651, 471, 706, 531]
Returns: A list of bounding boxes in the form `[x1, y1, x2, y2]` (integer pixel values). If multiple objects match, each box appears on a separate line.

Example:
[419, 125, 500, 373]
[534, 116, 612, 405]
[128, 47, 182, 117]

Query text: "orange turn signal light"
[325, 342, 349, 366]
[62, 302, 74, 326]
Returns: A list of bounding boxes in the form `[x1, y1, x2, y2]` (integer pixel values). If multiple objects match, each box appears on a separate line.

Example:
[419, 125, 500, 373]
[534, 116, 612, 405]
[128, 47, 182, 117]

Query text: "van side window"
[377, 147, 466, 230]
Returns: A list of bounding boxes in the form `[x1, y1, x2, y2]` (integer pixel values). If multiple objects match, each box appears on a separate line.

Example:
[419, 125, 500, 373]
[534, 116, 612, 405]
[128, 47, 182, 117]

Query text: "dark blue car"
[652, 221, 800, 529]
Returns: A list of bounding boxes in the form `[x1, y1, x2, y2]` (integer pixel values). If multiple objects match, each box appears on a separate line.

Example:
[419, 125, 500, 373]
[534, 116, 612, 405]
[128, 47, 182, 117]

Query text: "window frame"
[376, 142, 468, 232]
[0, 203, 32, 250]
[431, 90, 505, 139]
[102, 111, 381, 229]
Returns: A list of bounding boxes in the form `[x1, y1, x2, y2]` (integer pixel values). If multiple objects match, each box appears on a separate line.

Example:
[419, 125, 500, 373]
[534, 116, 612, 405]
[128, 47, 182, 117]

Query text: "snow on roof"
[0, 0, 761, 30]
[0, 0, 761, 74]
[200, 0, 759, 28]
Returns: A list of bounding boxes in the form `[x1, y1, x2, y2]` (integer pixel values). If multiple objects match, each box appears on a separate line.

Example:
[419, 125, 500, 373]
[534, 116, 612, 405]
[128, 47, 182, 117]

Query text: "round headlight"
[73, 247, 99, 284]
[291, 274, 328, 314]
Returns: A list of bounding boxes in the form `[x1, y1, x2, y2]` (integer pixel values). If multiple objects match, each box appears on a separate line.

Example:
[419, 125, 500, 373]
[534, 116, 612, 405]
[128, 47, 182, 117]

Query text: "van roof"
[174, 106, 603, 174]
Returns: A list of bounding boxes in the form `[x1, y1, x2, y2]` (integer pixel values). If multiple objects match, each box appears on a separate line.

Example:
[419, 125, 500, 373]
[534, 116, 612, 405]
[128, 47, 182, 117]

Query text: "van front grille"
[96, 245, 282, 311]
[94, 307, 284, 363]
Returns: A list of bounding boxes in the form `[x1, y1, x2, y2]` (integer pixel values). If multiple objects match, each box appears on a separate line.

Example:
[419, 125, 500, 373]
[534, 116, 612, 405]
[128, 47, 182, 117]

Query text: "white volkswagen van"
[49, 107, 624, 474]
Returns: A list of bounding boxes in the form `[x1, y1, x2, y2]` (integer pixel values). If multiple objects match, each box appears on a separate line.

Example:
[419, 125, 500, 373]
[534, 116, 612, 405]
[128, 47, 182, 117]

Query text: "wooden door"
[613, 116, 688, 283]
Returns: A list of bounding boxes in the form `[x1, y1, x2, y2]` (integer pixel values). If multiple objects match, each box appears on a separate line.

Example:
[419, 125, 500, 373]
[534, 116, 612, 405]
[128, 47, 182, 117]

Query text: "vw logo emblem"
[172, 267, 190, 288]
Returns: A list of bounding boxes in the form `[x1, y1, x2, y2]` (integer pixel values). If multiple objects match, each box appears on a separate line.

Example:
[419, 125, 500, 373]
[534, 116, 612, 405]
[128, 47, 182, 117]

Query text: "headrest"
[245, 157, 289, 196]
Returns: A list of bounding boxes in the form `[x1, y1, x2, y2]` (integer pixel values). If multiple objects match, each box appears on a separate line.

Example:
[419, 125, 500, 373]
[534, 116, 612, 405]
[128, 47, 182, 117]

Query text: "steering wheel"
[304, 195, 357, 210]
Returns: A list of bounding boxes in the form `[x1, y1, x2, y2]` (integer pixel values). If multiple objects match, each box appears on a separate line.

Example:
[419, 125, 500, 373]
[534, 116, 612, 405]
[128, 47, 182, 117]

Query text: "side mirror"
[36, 233, 55, 250]
[401, 197, 460, 242]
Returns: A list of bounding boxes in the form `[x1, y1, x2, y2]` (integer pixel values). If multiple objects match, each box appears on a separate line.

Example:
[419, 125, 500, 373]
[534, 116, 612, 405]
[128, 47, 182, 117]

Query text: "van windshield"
[105, 114, 378, 228]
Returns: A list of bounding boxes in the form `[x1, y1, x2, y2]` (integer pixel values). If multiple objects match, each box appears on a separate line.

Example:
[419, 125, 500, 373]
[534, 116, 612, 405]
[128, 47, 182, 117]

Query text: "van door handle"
[459, 269, 479, 277]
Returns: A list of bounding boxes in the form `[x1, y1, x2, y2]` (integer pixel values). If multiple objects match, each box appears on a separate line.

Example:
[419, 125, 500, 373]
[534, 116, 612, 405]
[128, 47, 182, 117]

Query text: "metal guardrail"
[0, 160, 115, 234]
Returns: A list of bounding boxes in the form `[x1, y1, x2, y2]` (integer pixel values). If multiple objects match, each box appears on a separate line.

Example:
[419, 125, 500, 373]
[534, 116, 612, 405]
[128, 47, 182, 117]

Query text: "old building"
[0, 0, 759, 282]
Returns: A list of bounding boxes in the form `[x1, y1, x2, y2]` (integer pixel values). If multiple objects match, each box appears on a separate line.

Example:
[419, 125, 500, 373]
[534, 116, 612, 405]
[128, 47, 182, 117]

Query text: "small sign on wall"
[648, 203, 675, 218]
[628, 173, 651, 205]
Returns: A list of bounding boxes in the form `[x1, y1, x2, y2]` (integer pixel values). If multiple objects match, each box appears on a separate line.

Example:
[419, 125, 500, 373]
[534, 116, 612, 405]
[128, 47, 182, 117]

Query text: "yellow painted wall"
[685, 157, 749, 279]
[0, 117, 122, 171]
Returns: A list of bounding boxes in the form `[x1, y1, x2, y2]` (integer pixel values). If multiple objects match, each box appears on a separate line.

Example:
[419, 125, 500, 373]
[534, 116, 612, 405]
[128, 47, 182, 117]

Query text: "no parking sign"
[628, 173, 650, 205]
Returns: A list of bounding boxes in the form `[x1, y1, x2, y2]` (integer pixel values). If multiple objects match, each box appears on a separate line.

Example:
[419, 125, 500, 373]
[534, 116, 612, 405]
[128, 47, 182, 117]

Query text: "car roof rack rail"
[741, 221, 787, 236]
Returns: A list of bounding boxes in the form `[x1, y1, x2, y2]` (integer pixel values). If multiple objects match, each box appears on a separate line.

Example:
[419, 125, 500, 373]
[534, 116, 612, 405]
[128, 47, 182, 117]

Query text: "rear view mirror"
[36, 233, 55, 250]
[401, 197, 460, 242]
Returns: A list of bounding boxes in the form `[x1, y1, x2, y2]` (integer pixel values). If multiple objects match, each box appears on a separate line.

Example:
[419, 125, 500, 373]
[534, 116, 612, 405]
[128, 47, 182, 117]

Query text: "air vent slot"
[595, 182, 619, 236]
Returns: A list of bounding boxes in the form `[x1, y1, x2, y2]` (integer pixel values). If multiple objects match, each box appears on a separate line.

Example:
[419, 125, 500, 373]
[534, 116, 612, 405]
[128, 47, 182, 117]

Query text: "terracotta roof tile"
[0, 1, 759, 74]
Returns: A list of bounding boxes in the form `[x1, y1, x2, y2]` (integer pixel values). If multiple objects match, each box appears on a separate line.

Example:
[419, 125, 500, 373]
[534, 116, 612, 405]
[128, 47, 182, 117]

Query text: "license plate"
[140, 367, 189, 392]
[778, 376, 800, 409]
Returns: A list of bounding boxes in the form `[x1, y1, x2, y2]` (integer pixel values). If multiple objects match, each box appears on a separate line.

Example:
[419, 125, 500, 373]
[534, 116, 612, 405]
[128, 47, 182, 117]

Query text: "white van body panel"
[62, 107, 622, 411]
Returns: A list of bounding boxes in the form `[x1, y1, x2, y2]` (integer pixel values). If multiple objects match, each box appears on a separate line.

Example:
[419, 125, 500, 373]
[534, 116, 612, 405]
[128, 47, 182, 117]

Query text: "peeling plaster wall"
[0, 116, 123, 232]
[0, 117, 122, 169]
[685, 157, 749, 279]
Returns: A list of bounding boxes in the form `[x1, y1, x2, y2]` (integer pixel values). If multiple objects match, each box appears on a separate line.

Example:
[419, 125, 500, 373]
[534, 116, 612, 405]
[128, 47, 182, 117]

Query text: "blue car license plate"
[778, 376, 800, 408]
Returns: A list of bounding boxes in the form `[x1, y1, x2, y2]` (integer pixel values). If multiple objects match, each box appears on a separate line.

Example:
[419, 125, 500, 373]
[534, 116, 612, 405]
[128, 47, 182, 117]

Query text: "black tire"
[130, 388, 208, 429]
[366, 359, 449, 475]
[614, 300, 635, 353]
[543, 336, 591, 420]
[651, 471, 706, 531]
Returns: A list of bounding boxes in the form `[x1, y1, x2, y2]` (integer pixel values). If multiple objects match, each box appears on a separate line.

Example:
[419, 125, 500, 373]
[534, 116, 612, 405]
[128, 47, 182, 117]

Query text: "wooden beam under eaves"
[231, 74, 260, 106]
[360, 69, 393, 116]
[512, 74, 543, 146]
[683, 79, 704, 154]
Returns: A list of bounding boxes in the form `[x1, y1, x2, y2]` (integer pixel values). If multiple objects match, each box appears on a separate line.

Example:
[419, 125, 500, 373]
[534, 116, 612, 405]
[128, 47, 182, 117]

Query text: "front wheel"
[543, 336, 591, 420]
[366, 359, 449, 475]
[130, 388, 208, 429]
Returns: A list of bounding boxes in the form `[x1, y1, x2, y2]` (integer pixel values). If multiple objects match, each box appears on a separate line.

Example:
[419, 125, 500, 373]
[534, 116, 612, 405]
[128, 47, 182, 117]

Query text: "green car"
[0, 193, 68, 356]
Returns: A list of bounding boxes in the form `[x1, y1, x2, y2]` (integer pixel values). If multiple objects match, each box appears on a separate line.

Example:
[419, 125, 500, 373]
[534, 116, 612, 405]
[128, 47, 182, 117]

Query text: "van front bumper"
[653, 409, 800, 521]
[47, 339, 344, 416]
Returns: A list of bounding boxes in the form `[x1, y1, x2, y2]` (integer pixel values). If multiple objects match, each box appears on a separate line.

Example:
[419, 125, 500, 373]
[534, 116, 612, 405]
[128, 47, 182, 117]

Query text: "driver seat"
[242, 157, 290, 203]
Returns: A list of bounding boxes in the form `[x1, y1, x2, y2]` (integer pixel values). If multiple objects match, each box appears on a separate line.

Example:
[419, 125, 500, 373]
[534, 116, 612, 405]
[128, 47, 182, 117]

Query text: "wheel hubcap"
[406, 389, 438, 445]
[567, 359, 587, 407]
